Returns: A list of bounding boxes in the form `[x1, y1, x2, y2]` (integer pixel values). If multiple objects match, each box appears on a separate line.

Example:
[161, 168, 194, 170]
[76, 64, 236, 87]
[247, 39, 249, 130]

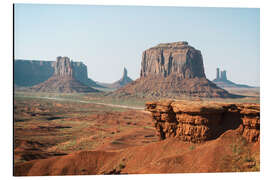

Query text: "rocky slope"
[145, 100, 260, 143]
[112, 41, 234, 98]
[29, 57, 98, 93]
[97, 67, 133, 89]
[14, 59, 103, 88]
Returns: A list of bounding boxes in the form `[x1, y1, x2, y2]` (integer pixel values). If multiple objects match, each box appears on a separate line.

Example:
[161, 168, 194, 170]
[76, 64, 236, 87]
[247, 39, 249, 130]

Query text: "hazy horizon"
[14, 4, 260, 86]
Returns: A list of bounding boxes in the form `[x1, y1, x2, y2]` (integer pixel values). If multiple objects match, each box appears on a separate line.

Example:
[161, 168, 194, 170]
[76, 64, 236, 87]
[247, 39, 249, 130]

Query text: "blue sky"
[14, 4, 260, 86]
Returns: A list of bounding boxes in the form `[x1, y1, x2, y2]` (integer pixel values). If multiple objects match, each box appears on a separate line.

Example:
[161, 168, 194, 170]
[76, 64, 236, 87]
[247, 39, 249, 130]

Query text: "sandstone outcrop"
[14, 59, 103, 88]
[145, 100, 260, 143]
[140, 41, 205, 79]
[118, 67, 133, 86]
[53, 56, 73, 77]
[113, 41, 234, 98]
[30, 57, 99, 93]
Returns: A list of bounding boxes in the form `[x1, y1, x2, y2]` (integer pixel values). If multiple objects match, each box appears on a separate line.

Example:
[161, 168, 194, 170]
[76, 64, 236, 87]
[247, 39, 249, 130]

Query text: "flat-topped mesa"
[112, 41, 234, 98]
[146, 100, 260, 143]
[141, 41, 205, 79]
[154, 41, 189, 49]
[53, 56, 74, 77]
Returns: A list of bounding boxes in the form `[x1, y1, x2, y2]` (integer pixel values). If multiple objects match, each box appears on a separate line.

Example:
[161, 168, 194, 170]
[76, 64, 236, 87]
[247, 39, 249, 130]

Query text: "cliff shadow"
[208, 105, 242, 140]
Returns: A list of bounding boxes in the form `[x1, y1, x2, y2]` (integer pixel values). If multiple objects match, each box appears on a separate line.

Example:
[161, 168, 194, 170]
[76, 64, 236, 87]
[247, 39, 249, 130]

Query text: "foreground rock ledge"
[145, 100, 260, 143]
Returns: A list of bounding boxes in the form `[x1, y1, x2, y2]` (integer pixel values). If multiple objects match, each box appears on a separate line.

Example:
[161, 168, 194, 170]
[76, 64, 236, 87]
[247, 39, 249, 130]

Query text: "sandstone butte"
[30, 56, 98, 93]
[113, 41, 235, 98]
[145, 100, 260, 143]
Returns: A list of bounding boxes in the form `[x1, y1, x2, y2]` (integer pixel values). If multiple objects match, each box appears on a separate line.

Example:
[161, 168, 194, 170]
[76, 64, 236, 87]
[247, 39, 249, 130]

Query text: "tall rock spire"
[216, 68, 220, 80]
[123, 67, 128, 78]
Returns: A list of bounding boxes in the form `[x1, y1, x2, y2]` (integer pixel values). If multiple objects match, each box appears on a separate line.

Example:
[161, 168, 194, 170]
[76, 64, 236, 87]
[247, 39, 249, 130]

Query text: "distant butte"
[213, 68, 255, 88]
[14, 59, 104, 88]
[29, 56, 99, 93]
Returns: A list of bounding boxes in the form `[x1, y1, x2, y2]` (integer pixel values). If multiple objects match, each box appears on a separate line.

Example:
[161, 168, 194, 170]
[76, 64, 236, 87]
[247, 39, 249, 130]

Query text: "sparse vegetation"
[14, 91, 260, 175]
[189, 145, 195, 151]
[220, 136, 259, 172]
[14, 92, 158, 165]
[119, 163, 125, 170]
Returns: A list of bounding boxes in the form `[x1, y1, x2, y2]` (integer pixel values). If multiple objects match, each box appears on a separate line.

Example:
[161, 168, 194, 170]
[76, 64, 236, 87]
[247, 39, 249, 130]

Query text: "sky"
[14, 4, 260, 86]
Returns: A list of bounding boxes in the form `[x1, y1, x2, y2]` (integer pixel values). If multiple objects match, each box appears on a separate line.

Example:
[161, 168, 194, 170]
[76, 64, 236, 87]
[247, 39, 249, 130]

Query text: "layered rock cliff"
[30, 57, 99, 93]
[140, 41, 205, 79]
[113, 41, 234, 98]
[146, 100, 260, 143]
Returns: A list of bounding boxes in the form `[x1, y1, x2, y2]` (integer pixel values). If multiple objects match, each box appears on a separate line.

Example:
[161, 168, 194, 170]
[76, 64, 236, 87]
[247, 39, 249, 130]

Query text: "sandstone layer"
[113, 41, 233, 98]
[30, 57, 98, 93]
[146, 100, 260, 143]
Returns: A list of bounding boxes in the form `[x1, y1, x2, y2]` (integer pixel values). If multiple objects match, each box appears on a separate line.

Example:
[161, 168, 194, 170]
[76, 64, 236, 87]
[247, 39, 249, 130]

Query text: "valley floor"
[13, 91, 260, 175]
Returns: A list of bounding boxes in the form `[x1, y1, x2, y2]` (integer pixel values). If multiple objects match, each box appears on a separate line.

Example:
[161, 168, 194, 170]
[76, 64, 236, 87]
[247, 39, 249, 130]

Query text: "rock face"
[98, 67, 133, 89]
[30, 57, 99, 93]
[140, 41, 205, 79]
[213, 68, 255, 88]
[53, 56, 73, 77]
[118, 67, 133, 86]
[14, 59, 103, 88]
[146, 100, 260, 143]
[113, 41, 233, 98]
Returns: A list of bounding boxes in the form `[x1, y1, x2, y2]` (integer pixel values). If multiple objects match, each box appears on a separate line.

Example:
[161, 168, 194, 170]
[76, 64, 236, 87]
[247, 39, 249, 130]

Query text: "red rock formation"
[113, 41, 234, 98]
[140, 41, 205, 78]
[30, 57, 98, 93]
[53, 56, 74, 77]
[146, 100, 260, 143]
[14, 59, 103, 88]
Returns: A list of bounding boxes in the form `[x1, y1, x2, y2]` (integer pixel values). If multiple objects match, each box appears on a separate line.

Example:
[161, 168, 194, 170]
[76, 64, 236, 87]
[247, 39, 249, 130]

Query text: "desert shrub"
[219, 137, 259, 172]
[189, 145, 195, 151]
[119, 163, 125, 170]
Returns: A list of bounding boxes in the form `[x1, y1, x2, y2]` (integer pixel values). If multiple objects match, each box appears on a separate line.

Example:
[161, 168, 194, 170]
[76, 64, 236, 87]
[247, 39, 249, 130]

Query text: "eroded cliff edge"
[146, 100, 260, 143]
